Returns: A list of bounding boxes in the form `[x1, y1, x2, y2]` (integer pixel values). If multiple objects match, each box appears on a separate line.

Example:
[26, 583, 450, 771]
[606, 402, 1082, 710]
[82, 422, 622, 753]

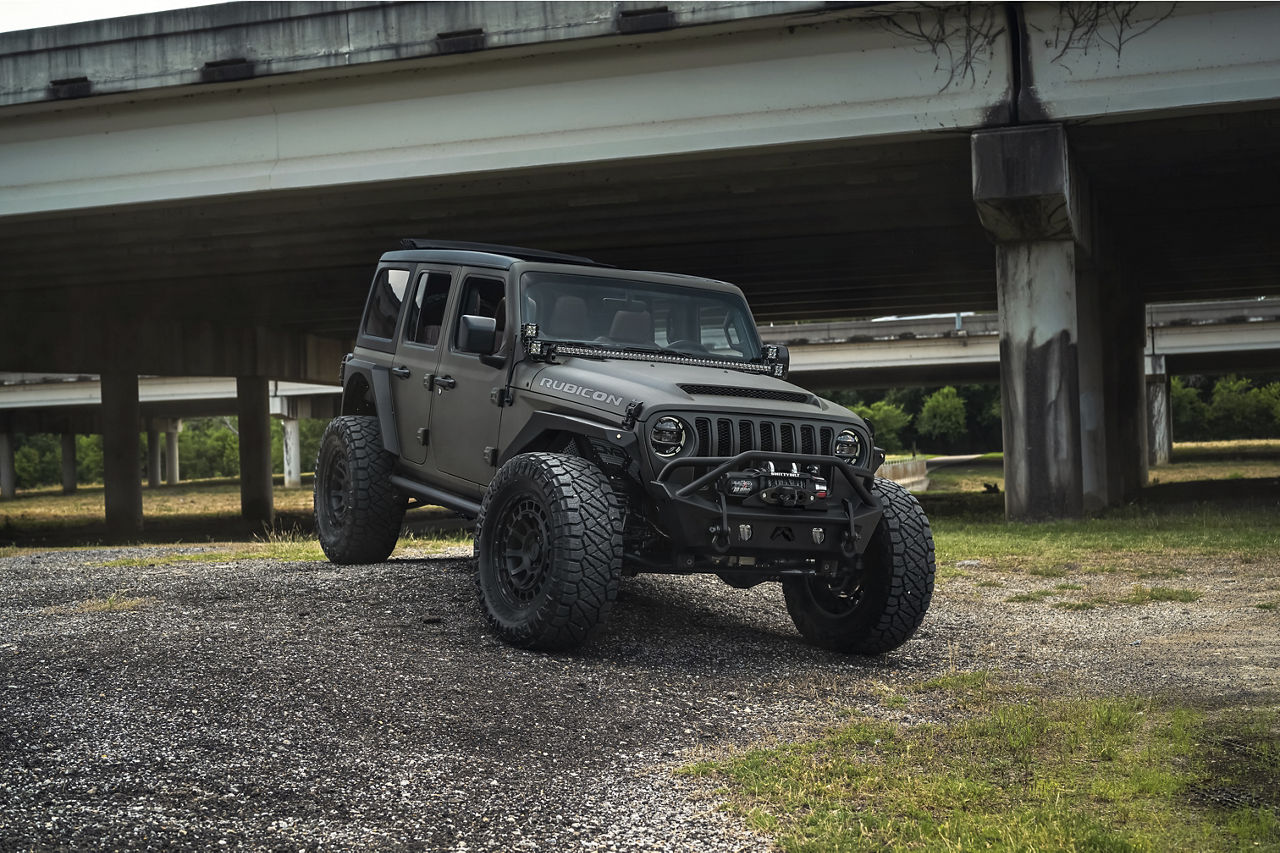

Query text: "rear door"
[391, 267, 456, 465]
[427, 271, 509, 486]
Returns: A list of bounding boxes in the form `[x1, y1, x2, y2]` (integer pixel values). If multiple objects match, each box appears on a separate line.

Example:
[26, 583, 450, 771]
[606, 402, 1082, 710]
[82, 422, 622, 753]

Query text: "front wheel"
[313, 416, 406, 565]
[474, 453, 624, 651]
[783, 477, 935, 654]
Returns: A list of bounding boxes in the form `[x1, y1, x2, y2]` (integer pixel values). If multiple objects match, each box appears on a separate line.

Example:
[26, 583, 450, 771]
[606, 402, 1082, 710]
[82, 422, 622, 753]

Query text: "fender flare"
[342, 357, 401, 457]
[499, 410, 639, 468]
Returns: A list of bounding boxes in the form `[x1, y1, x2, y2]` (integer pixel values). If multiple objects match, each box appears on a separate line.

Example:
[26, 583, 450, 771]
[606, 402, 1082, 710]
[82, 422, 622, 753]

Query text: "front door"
[391, 268, 455, 465]
[429, 272, 508, 485]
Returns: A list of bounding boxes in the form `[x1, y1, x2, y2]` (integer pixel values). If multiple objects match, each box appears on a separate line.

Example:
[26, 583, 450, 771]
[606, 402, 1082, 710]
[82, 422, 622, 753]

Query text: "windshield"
[521, 272, 762, 363]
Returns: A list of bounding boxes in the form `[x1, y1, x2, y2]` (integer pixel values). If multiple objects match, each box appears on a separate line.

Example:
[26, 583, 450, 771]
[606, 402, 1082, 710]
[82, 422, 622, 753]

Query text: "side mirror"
[457, 314, 497, 355]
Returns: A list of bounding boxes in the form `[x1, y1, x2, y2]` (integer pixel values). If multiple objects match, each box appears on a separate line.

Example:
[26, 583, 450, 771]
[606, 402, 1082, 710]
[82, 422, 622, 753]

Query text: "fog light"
[811, 527, 825, 545]
[738, 524, 753, 541]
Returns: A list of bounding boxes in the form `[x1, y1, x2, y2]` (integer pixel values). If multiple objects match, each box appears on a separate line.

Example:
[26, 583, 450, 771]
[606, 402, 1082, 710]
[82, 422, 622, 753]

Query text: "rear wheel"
[783, 477, 935, 654]
[475, 453, 624, 651]
[313, 416, 406, 565]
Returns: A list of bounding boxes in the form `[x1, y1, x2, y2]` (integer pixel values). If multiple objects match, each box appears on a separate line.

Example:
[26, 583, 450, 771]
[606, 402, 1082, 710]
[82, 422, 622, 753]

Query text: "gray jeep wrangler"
[315, 240, 935, 653]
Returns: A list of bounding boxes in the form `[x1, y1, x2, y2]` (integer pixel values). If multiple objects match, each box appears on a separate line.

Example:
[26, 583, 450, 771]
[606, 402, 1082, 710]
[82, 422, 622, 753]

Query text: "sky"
[0, 0, 233, 33]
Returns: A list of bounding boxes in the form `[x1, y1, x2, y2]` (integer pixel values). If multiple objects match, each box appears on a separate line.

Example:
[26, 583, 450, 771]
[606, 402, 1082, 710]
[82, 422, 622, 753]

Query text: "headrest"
[609, 309, 653, 344]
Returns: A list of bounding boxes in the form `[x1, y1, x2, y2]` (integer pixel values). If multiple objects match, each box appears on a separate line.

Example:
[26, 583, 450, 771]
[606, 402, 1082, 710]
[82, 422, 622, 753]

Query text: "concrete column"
[995, 241, 1084, 518]
[101, 372, 143, 538]
[1103, 287, 1149, 501]
[282, 417, 302, 489]
[165, 422, 181, 485]
[1147, 355, 1172, 467]
[1074, 259, 1108, 513]
[146, 423, 162, 488]
[237, 376, 274, 526]
[61, 433, 77, 494]
[0, 432, 15, 500]
[974, 124, 1094, 519]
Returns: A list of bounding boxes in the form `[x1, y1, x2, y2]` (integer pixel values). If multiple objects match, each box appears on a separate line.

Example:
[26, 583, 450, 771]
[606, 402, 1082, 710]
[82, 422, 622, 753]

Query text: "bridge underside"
[3, 105, 1280, 361]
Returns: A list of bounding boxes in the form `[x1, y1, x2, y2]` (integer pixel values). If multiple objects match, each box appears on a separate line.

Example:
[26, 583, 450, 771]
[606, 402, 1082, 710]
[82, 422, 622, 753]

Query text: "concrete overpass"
[2, 2, 1280, 530]
[0, 374, 339, 499]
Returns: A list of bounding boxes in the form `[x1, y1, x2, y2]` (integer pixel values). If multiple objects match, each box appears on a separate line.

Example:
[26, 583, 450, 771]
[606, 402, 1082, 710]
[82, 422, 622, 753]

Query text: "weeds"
[684, 678, 1280, 852]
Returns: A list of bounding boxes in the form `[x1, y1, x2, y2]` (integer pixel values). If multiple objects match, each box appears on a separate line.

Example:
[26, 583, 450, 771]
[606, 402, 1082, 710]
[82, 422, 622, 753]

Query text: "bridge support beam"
[1105, 288, 1149, 500]
[61, 433, 77, 494]
[282, 417, 302, 489]
[0, 431, 15, 500]
[237, 377, 274, 527]
[974, 123, 1101, 519]
[146, 423, 162, 488]
[1146, 356, 1172, 467]
[165, 421, 182, 485]
[101, 372, 143, 538]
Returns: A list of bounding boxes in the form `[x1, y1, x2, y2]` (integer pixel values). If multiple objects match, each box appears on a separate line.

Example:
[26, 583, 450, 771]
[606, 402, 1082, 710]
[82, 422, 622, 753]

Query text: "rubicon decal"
[538, 377, 625, 407]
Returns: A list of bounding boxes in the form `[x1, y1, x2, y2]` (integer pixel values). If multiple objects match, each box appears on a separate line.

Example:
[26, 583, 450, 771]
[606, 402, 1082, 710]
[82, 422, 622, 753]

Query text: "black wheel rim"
[493, 496, 552, 606]
[321, 447, 350, 528]
[803, 562, 866, 618]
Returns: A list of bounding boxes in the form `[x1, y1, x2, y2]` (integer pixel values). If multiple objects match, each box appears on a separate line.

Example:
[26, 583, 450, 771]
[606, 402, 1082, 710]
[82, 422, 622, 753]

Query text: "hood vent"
[679, 384, 815, 405]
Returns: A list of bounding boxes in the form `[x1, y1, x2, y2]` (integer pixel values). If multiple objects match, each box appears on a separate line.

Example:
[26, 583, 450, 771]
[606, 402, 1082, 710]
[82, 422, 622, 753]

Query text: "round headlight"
[650, 416, 687, 457]
[834, 429, 863, 463]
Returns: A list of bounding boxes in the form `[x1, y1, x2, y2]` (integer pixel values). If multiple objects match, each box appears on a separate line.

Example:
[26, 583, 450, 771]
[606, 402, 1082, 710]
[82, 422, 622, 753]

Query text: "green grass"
[683, 679, 1280, 852]
[932, 504, 1280, 573]
[1118, 585, 1202, 605]
[88, 528, 472, 569]
[44, 591, 155, 615]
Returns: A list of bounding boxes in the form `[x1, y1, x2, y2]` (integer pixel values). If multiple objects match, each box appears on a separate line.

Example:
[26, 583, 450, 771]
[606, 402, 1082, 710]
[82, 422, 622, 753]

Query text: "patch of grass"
[977, 579, 1004, 588]
[1119, 586, 1202, 605]
[1056, 583, 1085, 591]
[1006, 590, 1054, 603]
[1054, 601, 1097, 611]
[1028, 563, 1071, 578]
[44, 591, 155, 615]
[684, 681, 1280, 853]
[1257, 602, 1277, 611]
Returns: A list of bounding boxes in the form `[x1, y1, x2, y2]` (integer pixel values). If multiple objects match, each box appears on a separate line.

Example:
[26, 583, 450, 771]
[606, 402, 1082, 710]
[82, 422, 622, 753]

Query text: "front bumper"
[646, 450, 883, 571]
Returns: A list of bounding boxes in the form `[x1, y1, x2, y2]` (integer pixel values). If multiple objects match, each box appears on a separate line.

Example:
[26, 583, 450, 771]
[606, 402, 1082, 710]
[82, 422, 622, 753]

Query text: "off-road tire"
[783, 477, 935, 654]
[314, 415, 406, 565]
[474, 452, 624, 651]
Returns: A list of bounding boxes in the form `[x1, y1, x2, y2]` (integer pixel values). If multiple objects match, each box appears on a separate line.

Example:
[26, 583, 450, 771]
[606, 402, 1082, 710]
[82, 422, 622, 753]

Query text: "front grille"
[690, 416, 835, 457]
[679, 384, 814, 404]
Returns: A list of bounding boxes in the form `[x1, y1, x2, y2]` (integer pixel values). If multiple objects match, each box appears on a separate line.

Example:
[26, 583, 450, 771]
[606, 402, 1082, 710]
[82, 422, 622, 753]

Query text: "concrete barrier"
[879, 459, 929, 493]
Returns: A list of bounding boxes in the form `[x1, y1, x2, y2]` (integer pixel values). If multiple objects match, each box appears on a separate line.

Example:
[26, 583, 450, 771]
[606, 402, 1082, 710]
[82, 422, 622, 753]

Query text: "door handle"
[433, 375, 457, 390]
[390, 365, 411, 379]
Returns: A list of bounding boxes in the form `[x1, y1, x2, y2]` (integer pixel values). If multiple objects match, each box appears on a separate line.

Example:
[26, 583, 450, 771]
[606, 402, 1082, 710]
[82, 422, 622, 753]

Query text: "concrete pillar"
[1074, 259, 1108, 513]
[994, 241, 1084, 518]
[974, 124, 1095, 519]
[146, 423, 162, 488]
[0, 432, 15, 500]
[1103, 287, 1149, 501]
[237, 376, 274, 526]
[165, 422, 181, 485]
[61, 433, 77, 494]
[1146, 355, 1172, 467]
[282, 417, 302, 489]
[101, 372, 143, 538]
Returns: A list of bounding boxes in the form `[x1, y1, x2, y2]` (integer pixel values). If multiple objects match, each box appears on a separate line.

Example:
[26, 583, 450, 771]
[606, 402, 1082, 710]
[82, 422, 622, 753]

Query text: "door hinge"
[490, 387, 513, 406]
[483, 446, 498, 466]
[416, 427, 429, 446]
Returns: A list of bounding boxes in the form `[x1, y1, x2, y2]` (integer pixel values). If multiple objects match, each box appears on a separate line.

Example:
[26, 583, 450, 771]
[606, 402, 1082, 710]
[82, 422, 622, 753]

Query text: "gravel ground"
[2, 545, 1277, 851]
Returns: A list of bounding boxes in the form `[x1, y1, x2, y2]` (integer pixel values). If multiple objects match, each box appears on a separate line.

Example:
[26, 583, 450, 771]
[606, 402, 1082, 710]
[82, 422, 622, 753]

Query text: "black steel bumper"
[648, 451, 883, 568]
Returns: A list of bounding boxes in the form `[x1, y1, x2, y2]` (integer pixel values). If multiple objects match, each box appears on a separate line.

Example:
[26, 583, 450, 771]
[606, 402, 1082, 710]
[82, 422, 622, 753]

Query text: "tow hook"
[840, 498, 860, 558]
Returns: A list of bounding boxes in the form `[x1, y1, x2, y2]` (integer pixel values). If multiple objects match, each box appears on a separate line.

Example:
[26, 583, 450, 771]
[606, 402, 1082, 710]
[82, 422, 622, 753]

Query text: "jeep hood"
[520, 358, 845, 420]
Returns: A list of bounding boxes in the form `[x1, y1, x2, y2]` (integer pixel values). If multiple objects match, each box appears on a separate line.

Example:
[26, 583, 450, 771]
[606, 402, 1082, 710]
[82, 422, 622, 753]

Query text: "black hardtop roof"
[379, 240, 740, 293]
[388, 239, 606, 267]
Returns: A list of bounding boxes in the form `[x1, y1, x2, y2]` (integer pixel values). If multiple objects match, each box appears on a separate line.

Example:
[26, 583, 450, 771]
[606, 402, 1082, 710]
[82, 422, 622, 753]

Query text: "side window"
[404, 271, 453, 347]
[362, 268, 411, 340]
[453, 276, 505, 348]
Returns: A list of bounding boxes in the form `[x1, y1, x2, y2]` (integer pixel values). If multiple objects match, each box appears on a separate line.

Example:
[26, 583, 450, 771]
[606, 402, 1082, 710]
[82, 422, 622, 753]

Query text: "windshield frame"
[518, 270, 764, 365]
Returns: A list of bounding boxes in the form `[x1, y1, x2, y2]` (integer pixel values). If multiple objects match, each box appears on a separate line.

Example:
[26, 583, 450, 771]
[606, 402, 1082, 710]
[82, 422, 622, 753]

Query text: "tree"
[917, 386, 967, 448]
[1170, 377, 1210, 442]
[850, 400, 912, 453]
